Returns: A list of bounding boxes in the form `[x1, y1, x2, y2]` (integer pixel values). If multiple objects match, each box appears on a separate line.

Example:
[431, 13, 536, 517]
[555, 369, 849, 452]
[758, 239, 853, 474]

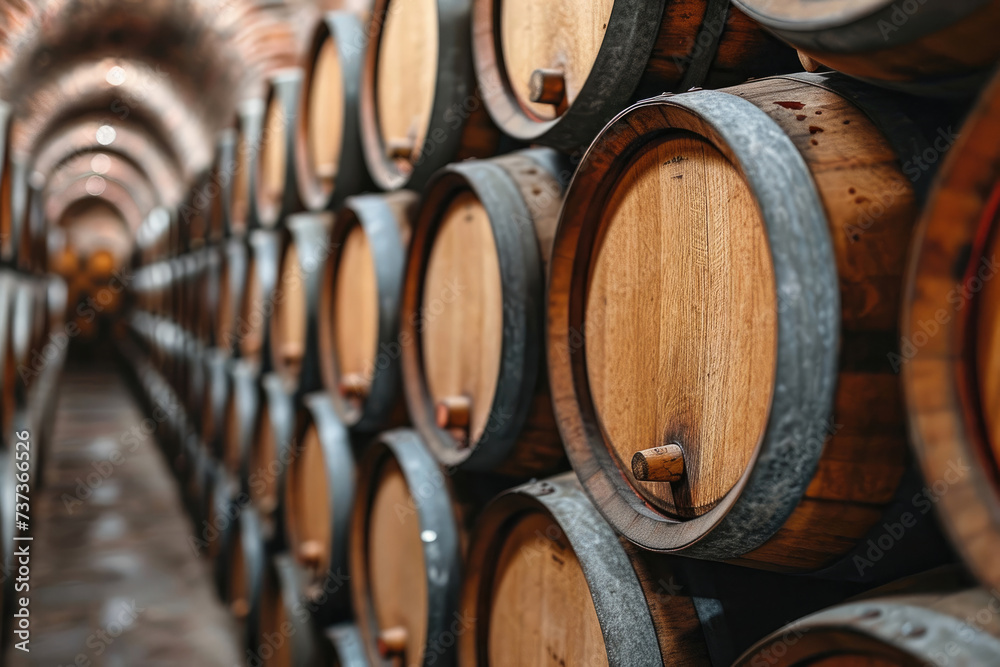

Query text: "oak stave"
[319, 190, 418, 432]
[295, 11, 371, 212]
[400, 148, 569, 475]
[473, 0, 800, 151]
[547, 73, 958, 570]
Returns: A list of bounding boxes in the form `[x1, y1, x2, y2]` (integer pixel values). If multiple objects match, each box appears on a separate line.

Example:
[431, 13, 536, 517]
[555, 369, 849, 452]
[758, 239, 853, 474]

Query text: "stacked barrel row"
[0, 101, 69, 655]
[123, 0, 1000, 665]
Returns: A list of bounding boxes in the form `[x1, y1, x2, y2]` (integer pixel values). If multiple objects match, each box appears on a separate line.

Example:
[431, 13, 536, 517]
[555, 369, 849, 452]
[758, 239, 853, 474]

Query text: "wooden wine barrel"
[548, 73, 952, 570]
[284, 391, 354, 624]
[459, 473, 709, 666]
[201, 349, 232, 460]
[400, 149, 569, 475]
[224, 359, 260, 483]
[256, 553, 323, 667]
[232, 99, 267, 234]
[735, 587, 1000, 666]
[208, 129, 238, 242]
[228, 506, 266, 656]
[269, 212, 331, 392]
[733, 0, 1000, 96]
[319, 190, 418, 432]
[349, 429, 461, 666]
[323, 624, 369, 666]
[217, 237, 249, 355]
[360, 0, 499, 191]
[182, 336, 207, 430]
[256, 68, 306, 229]
[250, 372, 296, 548]
[902, 70, 1000, 595]
[238, 229, 283, 371]
[205, 461, 239, 599]
[473, 0, 800, 150]
[296, 11, 370, 212]
[198, 245, 223, 348]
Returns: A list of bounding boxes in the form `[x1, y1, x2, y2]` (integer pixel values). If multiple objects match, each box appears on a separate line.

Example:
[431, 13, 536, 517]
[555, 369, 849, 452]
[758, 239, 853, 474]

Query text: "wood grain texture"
[401, 150, 569, 475]
[473, 0, 799, 149]
[366, 459, 429, 665]
[585, 135, 775, 518]
[309, 38, 345, 191]
[421, 190, 503, 445]
[458, 474, 709, 666]
[734, 0, 1000, 94]
[902, 69, 1000, 595]
[486, 512, 609, 667]
[320, 191, 416, 431]
[375, 0, 438, 164]
[271, 237, 306, 383]
[549, 75, 923, 569]
[286, 418, 333, 575]
[334, 222, 379, 400]
[500, 0, 613, 121]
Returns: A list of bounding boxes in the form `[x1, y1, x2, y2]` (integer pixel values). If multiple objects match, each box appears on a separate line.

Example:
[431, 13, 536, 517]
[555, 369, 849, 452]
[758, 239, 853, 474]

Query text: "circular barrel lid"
[350, 429, 461, 666]
[549, 89, 840, 555]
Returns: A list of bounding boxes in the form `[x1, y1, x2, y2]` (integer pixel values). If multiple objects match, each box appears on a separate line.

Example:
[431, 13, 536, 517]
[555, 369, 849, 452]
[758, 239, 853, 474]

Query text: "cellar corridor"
[12, 354, 239, 667]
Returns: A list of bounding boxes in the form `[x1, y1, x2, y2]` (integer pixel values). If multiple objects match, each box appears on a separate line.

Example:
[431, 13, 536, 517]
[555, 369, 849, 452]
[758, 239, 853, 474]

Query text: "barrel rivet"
[529, 68, 566, 106]
[632, 444, 684, 483]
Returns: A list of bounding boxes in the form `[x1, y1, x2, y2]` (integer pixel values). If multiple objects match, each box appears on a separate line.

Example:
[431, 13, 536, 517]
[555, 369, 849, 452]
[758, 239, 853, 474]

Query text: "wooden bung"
[472, 0, 800, 150]
[319, 190, 417, 432]
[295, 11, 371, 211]
[736, 588, 1000, 666]
[361, 0, 499, 191]
[632, 444, 685, 483]
[283, 391, 354, 625]
[255, 68, 305, 229]
[269, 212, 332, 392]
[400, 149, 570, 476]
[734, 0, 1000, 96]
[902, 69, 1000, 595]
[349, 430, 462, 667]
[458, 474, 710, 666]
[547, 72, 959, 571]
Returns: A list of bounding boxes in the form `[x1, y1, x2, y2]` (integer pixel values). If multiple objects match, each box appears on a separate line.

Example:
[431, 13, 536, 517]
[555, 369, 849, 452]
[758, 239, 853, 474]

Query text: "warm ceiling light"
[96, 125, 116, 146]
[85, 175, 107, 196]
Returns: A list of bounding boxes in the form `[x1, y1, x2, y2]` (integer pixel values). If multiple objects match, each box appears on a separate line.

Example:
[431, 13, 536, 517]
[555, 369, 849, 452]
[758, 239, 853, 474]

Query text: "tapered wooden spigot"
[340, 372, 369, 402]
[632, 444, 685, 483]
[377, 626, 408, 658]
[299, 539, 323, 570]
[529, 68, 566, 105]
[386, 138, 414, 161]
